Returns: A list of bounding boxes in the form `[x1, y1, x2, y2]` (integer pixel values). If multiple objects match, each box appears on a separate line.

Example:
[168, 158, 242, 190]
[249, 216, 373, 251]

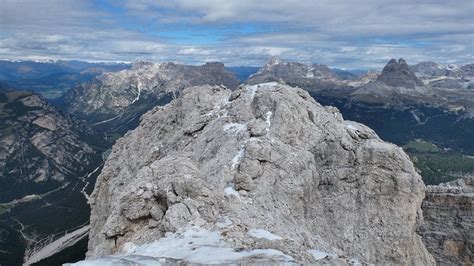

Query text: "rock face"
[410, 61, 474, 90]
[377, 58, 424, 88]
[85, 82, 433, 264]
[351, 58, 431, 104]
[246, 57, 348, 93]
[419, 177, 473, 265]
[351, 59, 474, 117]
[0, 90, 101, 202]
[64, 61, 239, 132]
[247, 58, 474, 117]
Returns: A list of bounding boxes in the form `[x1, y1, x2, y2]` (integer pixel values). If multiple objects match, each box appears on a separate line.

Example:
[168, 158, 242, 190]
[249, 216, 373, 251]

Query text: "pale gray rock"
[419, 177, 473, 265]
[246, 57, 351, 94]
[86, 82, 434, 265]
[410, 61, 474, 90]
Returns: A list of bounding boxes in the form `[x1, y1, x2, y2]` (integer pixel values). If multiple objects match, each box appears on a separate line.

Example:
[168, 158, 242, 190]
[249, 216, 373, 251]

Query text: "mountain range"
[0, 57, 473, 265]
[63, 61, 239, 135]
[0, 89, 106, 265]
[0, 60, 130, 99]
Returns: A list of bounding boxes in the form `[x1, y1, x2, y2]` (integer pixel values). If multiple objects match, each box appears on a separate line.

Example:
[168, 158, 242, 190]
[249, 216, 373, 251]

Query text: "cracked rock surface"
[419, 177, 473, 265]
[86, 82, 434, 264]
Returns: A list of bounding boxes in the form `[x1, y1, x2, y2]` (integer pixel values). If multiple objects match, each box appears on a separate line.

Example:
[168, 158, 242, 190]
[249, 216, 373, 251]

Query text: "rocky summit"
[81, 83, 434, 265]
[419, 177, 473, 265]
[377, 58, 424, 88]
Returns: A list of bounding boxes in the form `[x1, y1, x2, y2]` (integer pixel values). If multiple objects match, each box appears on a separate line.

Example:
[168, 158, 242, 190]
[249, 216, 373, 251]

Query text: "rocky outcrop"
[64, 61, 239, 132]
[351, 59, 474, 117]
[419, 177, 473, 265]
[410, 62, 474, 90]
[352, 58, 428, 102]
[246, 58, 474, 117]
[377, 58, 424, 88]
[84, 82, 433, 264]
[246, 57, 350, 93]
[0, 90, 101, 202]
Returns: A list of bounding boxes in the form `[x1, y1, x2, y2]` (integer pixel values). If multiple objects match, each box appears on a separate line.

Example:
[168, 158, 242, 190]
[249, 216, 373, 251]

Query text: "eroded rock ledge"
[419, 177, 473, 265]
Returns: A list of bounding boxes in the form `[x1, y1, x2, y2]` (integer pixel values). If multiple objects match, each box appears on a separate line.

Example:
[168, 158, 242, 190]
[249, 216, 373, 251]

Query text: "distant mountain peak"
[377, 58, 423, 88]
[247, 58, 342, 91]
[265, 56, 282, 67]
[131, 60, 154, 70]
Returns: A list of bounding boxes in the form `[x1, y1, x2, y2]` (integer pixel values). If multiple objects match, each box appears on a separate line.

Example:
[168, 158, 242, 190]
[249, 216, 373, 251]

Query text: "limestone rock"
[377, 58, 424, 88]
[85, 82, 434, 264]
[246, 57, 348, 93]
[419, 177, 473, 265]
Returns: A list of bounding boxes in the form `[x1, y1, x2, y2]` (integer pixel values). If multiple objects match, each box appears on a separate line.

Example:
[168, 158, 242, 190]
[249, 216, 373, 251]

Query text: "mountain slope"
[410, 61, 473, 90]
[245, 58, 474, 186]
[82, 83, 433, 265]
[352, 59, 474, 117]
[0, 89, 106, 265]
[0, 90, 102, 202]
[64, 61, 239, 134]
[246, 57, 349, 94]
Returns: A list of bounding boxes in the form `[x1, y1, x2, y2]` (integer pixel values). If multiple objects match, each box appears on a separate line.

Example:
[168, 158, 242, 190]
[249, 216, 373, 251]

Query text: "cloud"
[0, 0, 472, 68]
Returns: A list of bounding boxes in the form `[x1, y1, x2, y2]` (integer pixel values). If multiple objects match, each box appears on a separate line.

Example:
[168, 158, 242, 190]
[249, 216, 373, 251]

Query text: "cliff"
[81, 82, 433, 264]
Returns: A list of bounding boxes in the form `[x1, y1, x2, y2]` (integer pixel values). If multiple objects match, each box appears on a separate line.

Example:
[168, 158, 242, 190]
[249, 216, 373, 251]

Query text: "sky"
[0, 0, 473, 69]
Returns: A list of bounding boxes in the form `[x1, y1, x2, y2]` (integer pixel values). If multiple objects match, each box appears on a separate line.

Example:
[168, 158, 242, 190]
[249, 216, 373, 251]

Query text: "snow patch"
[248, 229, 282, 240]
[265, 111, 272, 131]
[308, 249, 334, 261]
[245, 82, 279, 100]
[247, 85, 259, 100]
[345, 121, 360, 131]
[215, 216, 233, 228]
[230, 145, 245, 170]
[120, 242, 137, 254]
[224, 186, 240, 197]
[306, 67, 315, 78]
[71, 227, 294, 265]
[130, 80, 142, 104]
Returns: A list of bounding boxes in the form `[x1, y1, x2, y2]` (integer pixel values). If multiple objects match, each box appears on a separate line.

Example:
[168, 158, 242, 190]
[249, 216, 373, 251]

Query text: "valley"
[0, 163, 102, 265]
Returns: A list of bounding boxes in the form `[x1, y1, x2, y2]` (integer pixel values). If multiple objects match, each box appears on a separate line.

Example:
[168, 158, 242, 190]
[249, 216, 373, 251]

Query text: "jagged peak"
[398, 58, 408, 66]
[264, 56, 282, 67]
[378, 58, 423, 88]
[131, 59, 154, 70]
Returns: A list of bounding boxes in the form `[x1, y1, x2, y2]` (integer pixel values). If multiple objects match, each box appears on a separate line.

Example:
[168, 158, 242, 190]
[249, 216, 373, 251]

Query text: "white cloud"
[0, 0, 472, 68]
[178, 47, 213, 55]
